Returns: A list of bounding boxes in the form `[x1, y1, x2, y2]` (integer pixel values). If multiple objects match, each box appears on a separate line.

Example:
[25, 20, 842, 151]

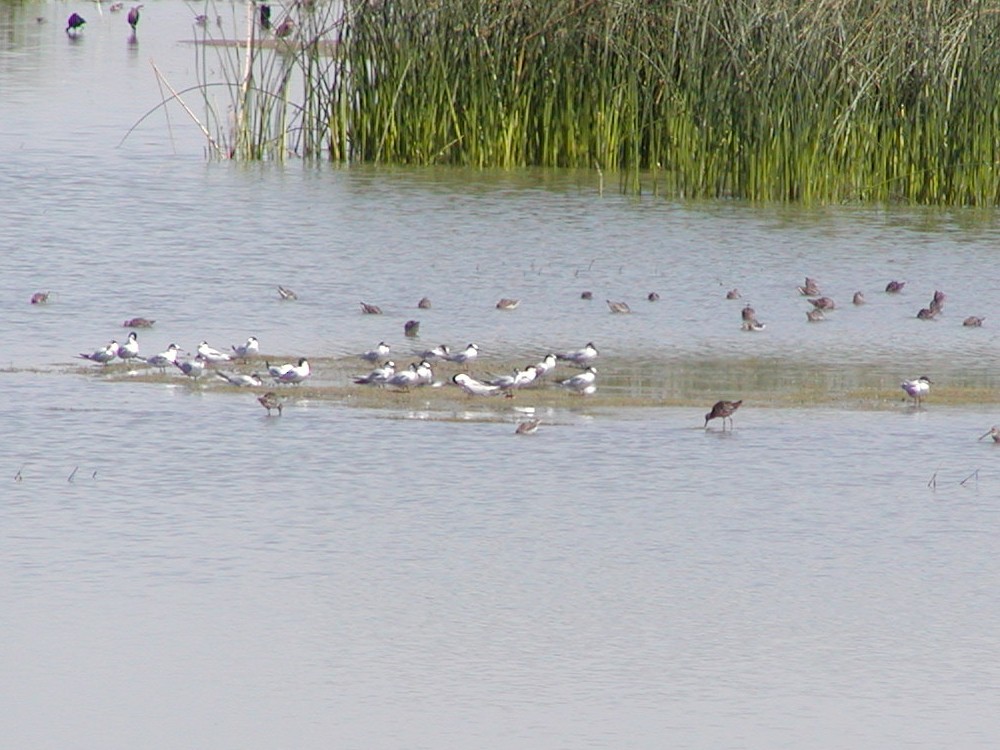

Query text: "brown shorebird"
[979, 426, 1000, 443]
[806, 309, 825, 322]
[123, 317, 155, 328]
[963, 316, 985, 327]
[417, 297, 432, 309]
[705, 400, 742, 430]
[515, 419, 541, 435]
[30, 291, 50, 304]
[797, 277, 820, 296]
[852, 291, 865, 305]
[127, 5, 141, 31]
[726, 288, 742, 300]
[885, 280, 906, 293]
[277, 285, 297, 300]
[257, 392, 283, 416]
[741, 303, 765, 331]
[916, 307, 938, 320]
[607, 299, 631, 313]
[580, 291, 593, 300]
[404, 320, 420, 337]
[359, 301, 383, 314]
[647, 292, 660, 302]
[808, 297, 836, 310]
[496, 298, 520, 310]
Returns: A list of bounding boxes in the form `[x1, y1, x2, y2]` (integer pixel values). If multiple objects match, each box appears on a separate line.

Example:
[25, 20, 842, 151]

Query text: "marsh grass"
[74, 354, 1000, 412]
[191, 0, 1000, 204]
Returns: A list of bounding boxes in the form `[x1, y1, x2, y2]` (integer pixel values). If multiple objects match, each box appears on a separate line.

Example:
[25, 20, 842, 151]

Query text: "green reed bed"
[202, 0, 1000, 204]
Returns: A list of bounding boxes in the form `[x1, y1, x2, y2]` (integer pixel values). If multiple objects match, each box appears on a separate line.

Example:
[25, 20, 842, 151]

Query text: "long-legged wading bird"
[66, 12, 86, 34]
[705, 399, 742, 430]
[127, 5, 141, 32]
[258, 392, 282, 416]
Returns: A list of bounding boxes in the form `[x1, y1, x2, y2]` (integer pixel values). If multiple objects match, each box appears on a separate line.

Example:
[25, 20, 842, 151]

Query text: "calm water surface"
[3, 3, 1000, 749]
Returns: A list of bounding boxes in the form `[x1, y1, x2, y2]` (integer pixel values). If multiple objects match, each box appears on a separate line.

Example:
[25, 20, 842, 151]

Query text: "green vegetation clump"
[221, 0, 1000, 204]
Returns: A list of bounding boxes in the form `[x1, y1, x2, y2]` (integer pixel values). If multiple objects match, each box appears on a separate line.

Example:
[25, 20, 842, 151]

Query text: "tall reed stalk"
[210, 0, 1000, 205]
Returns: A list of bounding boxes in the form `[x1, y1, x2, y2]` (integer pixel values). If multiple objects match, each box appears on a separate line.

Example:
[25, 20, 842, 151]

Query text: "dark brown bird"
[127, 5, 141, 31]
[806, 309, 825, 322]
[496, 298, 520, 310]
[963, 316, 985, 327]
[726, 288, 741, 300]
[885, 280, 906, 293]
[257, 391, 282, 416]
[30, 291, 50, 304]
[852, 291, 865, 305]
[404, 319, 420, 337]
[580, 291, 593, 300]
[808, 297, 836, 310]
[705, 400, 742, 430]
[417, 297, 432, 309]
[647, 292, 660, 302]
[359, 301, 382, 314]
[916, 307, 938, 320]
[122, 317, 155, 328]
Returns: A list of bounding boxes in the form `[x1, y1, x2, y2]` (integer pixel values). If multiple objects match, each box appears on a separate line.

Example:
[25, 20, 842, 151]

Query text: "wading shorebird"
[705, 399, 742, 430]
[916, 307, 939, 320]
[726, 288, 742, 300]
[359, 301, 383, 315]
[515, 419, 541, 435]
[30, 291, 50, 304]
[122, 317, 155, 328]
[277, 285, 297, 300]
[741, 303, 765, 331]
[901, 376, 932, 405]
[885, 280, 906, 293]
[607, 299, 631, 314]
[808, 297, 836, 310]
[979, 426, 1000, 443]
[258, 392, 282, 416]
[496, 298, 520, 310]
[963, 316, 985, 327]
[580, 291, 593, 300]
[417, 297, 432, 309]
[127, 5, 141, 32]
[404, 320, 420, 337]
[806, 309, 825, 322]
[852, 291, 866, 305]
[647, 292, 660, 302]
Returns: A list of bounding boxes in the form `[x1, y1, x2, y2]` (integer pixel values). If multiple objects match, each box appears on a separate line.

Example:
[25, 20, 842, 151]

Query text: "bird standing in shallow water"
[127, 5, 141, 32]
[66, 13, 86, 34]
[963, 316, 985, 327]
[885, 280, 906, 293]
[901, 376, 932, 406]
[515, 419, 541, 435]
[31, 291, 49, 304]
[979, 426, 1000, 443]
[705, 400, 742, 430]
[258, 392, 282, 416]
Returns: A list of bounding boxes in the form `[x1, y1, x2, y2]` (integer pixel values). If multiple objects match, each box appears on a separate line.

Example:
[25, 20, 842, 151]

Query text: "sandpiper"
[515, 419, 541, 435]
[704, 399, 742, 430]
[806, 309, 825, 322]
[963, 316, 985, 327]
[258, 392, 283, 416]
[30, 291, 50, 304]
[404, 320, 421, 337]
[122, 317, 155, 328]
[359, 301, 383, 314]
[496, 298, 520, 310]
[885, 280, 906, 293]
[797, 277, 820, 296]
[607, 299, 631, 313]
[726, 288, 742, 300]
[852, 291, 866, 305]
[417, 297, 432, 309]
[979, 426, 1000, 443]
[808, 297, 836, 310]
[647, 292, 660, 302]
[277, 285, 298, 300]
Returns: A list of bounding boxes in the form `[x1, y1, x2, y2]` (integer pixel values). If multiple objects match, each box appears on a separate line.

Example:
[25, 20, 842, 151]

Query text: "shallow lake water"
[4, 3, 1000, 749]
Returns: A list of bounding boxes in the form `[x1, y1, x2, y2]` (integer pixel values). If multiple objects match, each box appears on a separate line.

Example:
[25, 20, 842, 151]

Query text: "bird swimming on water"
[704, 399, 742, 430]
[901, 376, 932, 405]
